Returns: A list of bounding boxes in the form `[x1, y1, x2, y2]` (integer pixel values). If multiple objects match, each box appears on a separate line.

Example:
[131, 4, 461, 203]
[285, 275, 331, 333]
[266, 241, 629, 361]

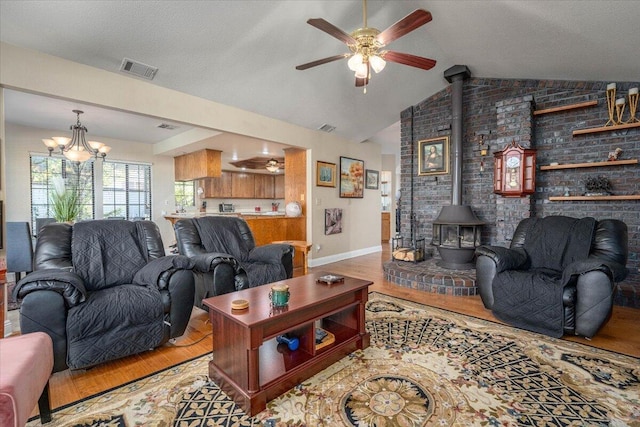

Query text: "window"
[174, 181, 195, 210]
[30, 155, 95, 232]
[103, 161, 152, 220]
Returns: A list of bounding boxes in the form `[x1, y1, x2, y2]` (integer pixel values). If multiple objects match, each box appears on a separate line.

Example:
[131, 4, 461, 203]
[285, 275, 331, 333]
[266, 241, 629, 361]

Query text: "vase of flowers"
[50, 176, 81, 223]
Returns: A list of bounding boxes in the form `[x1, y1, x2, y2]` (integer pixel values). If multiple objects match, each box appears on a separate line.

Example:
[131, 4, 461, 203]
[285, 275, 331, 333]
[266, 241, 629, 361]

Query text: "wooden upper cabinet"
[231, 172, 256, 198]
[199, 171, 286, 199]
[175, 149, 222, 181]
[274, 174, 285, 199]
[254, 174, 275, 199]
[200, 172, 232, 198]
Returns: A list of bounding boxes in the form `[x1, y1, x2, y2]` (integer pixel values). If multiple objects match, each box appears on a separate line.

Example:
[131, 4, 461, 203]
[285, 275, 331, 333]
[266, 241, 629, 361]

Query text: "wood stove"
[432, 206, 483, 269]
[431, 65, 484, 269]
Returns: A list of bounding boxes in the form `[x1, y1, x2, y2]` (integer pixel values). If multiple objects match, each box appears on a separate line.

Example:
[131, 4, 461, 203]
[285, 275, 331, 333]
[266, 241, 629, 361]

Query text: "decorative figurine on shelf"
[628, 87, 639, 123]
[605, 83, 617, 126]
[584, 175, 613, 196]
[608, 147, 623, 161]
[615, 97, 626, 125]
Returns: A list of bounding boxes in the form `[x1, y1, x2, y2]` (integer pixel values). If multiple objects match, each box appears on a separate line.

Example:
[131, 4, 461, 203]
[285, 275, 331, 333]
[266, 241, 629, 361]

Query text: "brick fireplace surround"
[394, 76, 639, 308]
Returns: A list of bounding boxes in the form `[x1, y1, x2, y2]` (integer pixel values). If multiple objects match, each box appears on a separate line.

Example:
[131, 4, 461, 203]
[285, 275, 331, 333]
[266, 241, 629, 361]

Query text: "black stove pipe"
[444, 65, 471, 205]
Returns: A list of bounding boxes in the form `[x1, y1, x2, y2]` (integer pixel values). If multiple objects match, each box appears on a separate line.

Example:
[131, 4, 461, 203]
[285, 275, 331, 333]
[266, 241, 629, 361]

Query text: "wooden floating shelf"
[540, 159, 638, 170]
[549, 195, 640, 201]
[533, 100, 598, 116]
[573, 121, 640, 136]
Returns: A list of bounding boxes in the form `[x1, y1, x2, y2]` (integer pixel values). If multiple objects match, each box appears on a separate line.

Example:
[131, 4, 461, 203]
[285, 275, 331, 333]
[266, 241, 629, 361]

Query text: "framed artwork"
[418, 136, 450, 176]
[365, 169, 379, 189]
[325, 208, 343, 235]
[316, 161, 336, 187]
[339, 156, 364, 198]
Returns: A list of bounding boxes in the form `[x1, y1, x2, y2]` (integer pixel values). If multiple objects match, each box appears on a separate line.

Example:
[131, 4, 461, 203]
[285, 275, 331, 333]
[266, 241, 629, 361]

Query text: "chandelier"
[42, 110, 111, 162]
[265, 158, 280, 173]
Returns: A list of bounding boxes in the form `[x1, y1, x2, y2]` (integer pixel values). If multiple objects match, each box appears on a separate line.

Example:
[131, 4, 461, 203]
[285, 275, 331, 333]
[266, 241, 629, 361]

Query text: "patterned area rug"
[30, 293, 639, 426]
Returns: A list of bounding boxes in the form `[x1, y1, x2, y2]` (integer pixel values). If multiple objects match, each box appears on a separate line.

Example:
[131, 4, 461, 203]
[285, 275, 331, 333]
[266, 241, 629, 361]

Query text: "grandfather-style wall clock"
[493, 140, 536, 197]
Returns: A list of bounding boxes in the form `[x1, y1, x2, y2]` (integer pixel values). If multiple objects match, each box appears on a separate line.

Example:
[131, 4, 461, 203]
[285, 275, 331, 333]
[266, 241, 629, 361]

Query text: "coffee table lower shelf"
[209, 333, 364, 415]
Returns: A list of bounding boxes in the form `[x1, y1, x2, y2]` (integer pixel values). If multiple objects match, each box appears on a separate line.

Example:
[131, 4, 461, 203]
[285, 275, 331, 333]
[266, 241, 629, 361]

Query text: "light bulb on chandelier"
[42, 110, 111, 162]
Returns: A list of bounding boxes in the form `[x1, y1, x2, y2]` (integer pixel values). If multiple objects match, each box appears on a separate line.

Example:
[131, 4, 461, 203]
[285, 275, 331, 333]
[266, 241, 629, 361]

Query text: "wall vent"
[318, 124, 336, 133]
[157, 123, 178, 130]
[119, 58, 158, 80]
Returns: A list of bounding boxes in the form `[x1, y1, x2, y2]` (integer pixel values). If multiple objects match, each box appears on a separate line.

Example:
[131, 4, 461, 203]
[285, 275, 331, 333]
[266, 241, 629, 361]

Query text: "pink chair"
[0, 332, 54, 426]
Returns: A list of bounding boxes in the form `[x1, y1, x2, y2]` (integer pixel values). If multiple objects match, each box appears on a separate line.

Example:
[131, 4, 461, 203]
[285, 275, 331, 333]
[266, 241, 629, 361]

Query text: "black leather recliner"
[174, 216, 294, 310]
[13, 220, 195, 372]
[475, 216, 628, 338]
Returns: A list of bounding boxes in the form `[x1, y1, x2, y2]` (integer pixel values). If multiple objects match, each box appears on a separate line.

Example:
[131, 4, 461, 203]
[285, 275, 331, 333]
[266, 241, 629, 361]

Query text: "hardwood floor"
[29, 244, 640, 412]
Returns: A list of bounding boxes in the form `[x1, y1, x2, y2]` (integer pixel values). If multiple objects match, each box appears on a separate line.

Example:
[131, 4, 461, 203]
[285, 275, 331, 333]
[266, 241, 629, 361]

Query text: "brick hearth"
[383, 256, 478, 296]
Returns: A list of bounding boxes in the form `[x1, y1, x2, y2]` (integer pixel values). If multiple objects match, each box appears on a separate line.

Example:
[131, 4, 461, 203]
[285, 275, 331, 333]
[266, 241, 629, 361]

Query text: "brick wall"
[399, 78, 639, 305]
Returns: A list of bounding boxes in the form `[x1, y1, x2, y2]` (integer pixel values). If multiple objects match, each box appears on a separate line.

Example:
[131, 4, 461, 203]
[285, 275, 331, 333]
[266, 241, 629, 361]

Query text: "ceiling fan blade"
[382, 51, 437, 70]
[376, 10, 432, 46]
[296, 54, 348, 70]
[307, 18, 356, 45]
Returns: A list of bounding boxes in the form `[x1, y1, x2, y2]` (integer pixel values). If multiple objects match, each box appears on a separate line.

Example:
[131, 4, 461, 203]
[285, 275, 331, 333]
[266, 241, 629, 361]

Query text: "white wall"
[0, 43, 382, 262]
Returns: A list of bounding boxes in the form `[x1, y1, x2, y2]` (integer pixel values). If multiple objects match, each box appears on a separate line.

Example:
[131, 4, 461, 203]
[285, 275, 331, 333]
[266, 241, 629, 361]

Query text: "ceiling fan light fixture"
[296, 1, 436, 88]
[354, 62, 368, 78]
[347, 53, 364, 71]
[266, 158, 280, 173]
[370, 55, 386, 73]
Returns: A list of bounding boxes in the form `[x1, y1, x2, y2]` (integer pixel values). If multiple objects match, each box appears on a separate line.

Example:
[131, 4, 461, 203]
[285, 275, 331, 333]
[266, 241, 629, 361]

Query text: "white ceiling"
[1, 1, 639, 165]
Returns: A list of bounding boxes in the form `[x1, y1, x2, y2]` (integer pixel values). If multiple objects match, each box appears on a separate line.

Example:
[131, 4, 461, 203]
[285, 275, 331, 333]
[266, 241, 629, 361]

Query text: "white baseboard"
[309, 245, 382, 268]
[4, 319, 12, 338]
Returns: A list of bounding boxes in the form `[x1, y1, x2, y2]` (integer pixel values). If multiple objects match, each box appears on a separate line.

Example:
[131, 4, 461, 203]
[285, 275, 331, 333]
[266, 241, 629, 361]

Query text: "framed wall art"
[316, 161, 336, 187]
[339, 156, 364, 198]
[418, 136, 449, 176]
[365, 169, 379, 189]
[325, 208, 343, 235]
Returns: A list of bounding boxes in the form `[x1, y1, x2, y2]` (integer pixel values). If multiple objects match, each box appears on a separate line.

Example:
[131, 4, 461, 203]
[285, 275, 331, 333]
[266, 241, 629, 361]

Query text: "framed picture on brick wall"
[418, 136, 449, 176]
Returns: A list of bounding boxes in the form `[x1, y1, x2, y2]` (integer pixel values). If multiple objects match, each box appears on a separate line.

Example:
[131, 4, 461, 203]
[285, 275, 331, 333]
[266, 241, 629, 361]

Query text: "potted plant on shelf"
[50, 176, 81, 223]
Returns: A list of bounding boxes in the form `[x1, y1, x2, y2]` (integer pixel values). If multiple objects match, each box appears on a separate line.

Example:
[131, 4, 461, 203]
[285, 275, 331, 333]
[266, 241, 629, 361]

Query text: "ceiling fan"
[296, 0, 436, 90]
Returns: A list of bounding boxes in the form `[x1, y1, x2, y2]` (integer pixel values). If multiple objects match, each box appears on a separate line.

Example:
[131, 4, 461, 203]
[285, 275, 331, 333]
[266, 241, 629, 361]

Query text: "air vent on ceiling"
[119, 58, 158, 80]
[157, 123, 179, 130]
[318, 123, 336, 133]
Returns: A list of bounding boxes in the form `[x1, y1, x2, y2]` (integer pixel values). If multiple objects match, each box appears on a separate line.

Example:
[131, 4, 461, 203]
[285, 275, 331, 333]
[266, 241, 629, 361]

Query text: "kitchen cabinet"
[232, 172, 256, 198]
[175, 149, 222, 181]
[200, 172, 286, 200]
[254, 174, 275, 199]
[200, 172, 232, 198]
[381, 212, 390, 242]
[274, 174, 285, 199]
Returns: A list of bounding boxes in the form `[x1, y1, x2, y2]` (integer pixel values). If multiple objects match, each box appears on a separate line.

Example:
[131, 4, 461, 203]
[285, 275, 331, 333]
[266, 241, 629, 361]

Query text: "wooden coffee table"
[203, 273, 371, 416]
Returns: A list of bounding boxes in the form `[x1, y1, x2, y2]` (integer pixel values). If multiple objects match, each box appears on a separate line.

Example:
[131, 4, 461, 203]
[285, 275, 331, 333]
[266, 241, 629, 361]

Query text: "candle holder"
[605, 84, 616, 126]
[615, 99, 626, 125]
[627, 91, 639, 123]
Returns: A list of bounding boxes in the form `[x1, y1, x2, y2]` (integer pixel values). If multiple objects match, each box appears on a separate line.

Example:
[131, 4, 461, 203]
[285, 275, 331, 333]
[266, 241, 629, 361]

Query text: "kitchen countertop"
[164, 211, 297, 219]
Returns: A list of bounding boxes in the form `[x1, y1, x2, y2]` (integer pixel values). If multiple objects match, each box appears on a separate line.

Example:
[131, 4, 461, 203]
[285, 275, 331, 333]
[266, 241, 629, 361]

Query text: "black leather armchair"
[13, 220, 195, 372]
[475, 216, 628, 338]
[174, 216, 294, 310]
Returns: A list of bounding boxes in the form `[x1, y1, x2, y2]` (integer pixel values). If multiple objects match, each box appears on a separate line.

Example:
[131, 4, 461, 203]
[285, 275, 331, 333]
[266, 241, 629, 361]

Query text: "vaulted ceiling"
[1, 1, 638, 161]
